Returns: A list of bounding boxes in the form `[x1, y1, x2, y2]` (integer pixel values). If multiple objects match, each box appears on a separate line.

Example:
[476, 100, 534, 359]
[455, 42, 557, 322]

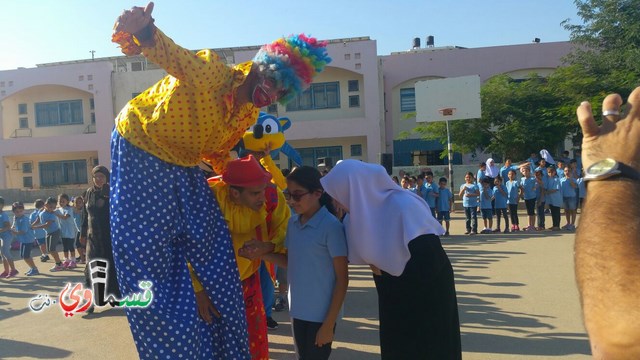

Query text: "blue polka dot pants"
[110, 130, 250, 359]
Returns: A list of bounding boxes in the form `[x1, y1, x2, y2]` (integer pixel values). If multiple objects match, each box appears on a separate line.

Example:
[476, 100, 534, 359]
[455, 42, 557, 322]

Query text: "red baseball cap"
[222, 155, 272, 187]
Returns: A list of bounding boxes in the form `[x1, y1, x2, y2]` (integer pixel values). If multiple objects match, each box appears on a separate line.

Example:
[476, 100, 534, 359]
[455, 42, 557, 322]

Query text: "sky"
[0, 0, 582, 71]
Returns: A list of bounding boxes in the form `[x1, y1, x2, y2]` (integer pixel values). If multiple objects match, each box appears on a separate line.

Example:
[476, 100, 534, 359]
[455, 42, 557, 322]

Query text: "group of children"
[0, 194, 86, 278]
[399, 156, 586, 236]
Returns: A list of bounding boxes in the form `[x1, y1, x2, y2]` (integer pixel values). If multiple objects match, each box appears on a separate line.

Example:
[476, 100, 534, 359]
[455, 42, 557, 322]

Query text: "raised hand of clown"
[113, 2, 154, 36]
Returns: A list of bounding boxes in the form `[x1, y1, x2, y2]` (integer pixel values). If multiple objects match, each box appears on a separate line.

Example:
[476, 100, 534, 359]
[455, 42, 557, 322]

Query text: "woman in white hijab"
[320, 160, 461, 360]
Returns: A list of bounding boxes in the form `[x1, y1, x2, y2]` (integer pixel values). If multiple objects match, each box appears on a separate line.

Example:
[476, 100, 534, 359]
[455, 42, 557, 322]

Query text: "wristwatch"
[584, 158, 640, 181]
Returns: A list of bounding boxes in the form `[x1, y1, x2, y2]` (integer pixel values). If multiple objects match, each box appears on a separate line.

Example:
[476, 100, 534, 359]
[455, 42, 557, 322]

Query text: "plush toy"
[240, 112, 302, 190]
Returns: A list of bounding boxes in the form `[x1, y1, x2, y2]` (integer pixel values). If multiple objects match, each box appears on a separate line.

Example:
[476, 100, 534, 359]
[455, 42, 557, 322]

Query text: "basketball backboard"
[415, 75, 481, 122]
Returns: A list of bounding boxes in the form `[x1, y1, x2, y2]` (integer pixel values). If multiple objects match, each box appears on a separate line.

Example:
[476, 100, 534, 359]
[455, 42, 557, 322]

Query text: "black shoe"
[266, 317, 278, 330]
[40, 254, 50, 262]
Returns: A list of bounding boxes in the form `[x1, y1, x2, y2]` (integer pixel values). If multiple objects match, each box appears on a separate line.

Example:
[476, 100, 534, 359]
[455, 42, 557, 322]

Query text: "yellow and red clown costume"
[109, 18, 329, 360]
[189, 156, 290, 359]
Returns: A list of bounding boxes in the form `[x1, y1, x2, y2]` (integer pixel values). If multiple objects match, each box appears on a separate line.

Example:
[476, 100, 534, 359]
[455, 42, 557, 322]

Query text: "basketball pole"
[446, 119, 454, 202]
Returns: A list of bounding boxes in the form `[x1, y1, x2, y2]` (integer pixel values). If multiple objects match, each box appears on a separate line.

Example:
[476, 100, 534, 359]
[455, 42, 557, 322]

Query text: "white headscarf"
[540, 149, 556, 165]
[485, 158, 499, 178]
[320, 160, 445, 276]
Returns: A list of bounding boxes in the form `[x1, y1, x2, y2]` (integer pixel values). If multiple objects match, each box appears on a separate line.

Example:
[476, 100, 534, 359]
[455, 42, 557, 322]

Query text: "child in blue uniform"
[560, 167, 578, 230]
[263, 166, 348, 360]
[493, 176, 509, 233]
[30, 199, 48, 262]
[506, 170, 521, 231]
[479, 178, 494, 233]
[1, 196, 18, 278]
[57, 194, 78, 269]
[436, 177, 453, 236]
[459, 172, 480, 235]
[33, 197, 65, 272]
[11, 202, 39, 276]
[520, 167, 538, 232]
[545, 167, 563, 230]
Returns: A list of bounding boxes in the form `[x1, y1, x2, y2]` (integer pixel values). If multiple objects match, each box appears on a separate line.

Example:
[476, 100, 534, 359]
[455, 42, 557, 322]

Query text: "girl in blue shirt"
[545, 167, 563, 230]
[33, 197, 65, 271]
[11, 202, 39, 276]
[520, 167, 538, 232]
[493, 176, 510, 233]
[30, 199, 48, 262]
[264, 166, 348, 360]
[0, 196, 18, 278]
[459, 172, 480, 235]
[479, 178, 494, 234]
[505, 169, 521, 231]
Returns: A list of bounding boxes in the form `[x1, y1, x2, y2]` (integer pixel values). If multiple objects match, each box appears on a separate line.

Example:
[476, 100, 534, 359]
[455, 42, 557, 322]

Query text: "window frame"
[39, 160, 88, 187]
[285, 82, 341, 112]
[400, 88, 416, 112]
[35, 100, 84, 127]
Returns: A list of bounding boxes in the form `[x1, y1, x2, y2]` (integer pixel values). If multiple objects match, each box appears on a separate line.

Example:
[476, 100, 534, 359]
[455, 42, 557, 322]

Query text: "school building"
[0, 35, 573, 191]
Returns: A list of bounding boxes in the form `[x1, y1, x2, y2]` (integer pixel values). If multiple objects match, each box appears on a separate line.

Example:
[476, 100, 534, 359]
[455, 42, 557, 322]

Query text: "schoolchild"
[505, 170, 521, 231]
[72, 196, 86, 264]
[0, 196, 18, 278]
[520, 166, 538, 232]
[479, 178, 494, 234]
[534, 169, 547, 230]
[266, 166, 348, 360]
[33, 197, 65, 271]
[560, 167, 578, 230]
[57, 194, 77, 269]
[11, 202, 39, 276]
[30, 199, 48, 262]
[424, 171, 440, 218]
[493, 176, 509, 233]
[436, 177, 454, 236]
[545, 166, 563, 230]
[459, 172, 480, 235]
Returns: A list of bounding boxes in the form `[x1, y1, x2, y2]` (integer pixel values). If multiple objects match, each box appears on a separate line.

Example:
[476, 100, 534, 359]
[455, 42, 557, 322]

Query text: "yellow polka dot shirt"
[115, 28, 259, 173]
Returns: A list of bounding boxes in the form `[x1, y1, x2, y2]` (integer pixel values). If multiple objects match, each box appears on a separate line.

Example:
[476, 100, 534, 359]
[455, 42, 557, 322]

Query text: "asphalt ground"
[0, 210, 590, 359]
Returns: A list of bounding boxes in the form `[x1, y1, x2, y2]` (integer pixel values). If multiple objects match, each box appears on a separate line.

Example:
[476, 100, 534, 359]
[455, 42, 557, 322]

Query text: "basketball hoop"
[438, 108, 456, 117]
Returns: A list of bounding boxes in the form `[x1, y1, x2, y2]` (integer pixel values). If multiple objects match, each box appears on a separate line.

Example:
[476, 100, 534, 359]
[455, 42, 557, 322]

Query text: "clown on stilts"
[109, 2, 330, 359]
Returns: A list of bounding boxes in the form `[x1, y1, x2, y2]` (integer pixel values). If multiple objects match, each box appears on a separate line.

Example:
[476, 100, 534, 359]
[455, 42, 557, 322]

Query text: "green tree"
[411, 74, 570, 161]
[562, 0, 640, 92]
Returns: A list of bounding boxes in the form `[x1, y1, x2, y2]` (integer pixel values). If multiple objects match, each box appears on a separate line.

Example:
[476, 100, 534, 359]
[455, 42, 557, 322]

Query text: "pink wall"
[0, 61, 114, 188]
[381, 41, 575, 153]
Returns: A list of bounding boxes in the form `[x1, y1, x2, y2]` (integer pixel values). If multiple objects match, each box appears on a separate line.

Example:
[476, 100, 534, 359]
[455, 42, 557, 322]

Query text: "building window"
[18, 103, 27, 115]
[93, 158, 99, 167]
[35, 100, 84, 126]
[90, 98, 95, 110]
[286, 82, 340, 111]
[344, 54, 351, 60]
[87, 75, 93, 81]
[131, 62, 144, 71]
[22, 162, 33, 173]
[400, 88, 416, 112]
[23, 176, 33, 188]
[296, 146, 343, 168]
[91, 113, 96, 124]
[350, 144, 362, 157]
[267, 104, 278, 114]
[0, 81, 4, 87]
[349, 95, 360, 108]
[79, 75, 84, 81]
[348, 80, 359, 92]
[19, 118, 28, 129]
[39, 160, 88, 186]
[355, 53, 361, 59]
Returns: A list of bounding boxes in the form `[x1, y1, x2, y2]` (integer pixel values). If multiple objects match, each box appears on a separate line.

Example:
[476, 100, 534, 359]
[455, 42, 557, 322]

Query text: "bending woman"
[321, 160, 461, 359]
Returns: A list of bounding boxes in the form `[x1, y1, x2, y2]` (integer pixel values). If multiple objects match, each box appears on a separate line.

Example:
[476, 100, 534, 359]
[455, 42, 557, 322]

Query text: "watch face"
[588, 158, 617, 176]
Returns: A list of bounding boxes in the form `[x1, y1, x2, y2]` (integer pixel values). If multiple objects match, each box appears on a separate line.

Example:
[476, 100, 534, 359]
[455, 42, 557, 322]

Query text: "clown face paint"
[251, 76, 282, 108]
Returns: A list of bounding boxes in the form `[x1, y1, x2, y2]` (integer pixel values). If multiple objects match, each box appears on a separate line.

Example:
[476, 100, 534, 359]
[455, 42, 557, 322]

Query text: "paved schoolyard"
[0, 210, 590, 359]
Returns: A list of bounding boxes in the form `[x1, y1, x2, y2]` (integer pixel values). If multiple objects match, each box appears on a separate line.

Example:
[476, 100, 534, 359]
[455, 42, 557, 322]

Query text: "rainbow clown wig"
[253, 34, 332, 105]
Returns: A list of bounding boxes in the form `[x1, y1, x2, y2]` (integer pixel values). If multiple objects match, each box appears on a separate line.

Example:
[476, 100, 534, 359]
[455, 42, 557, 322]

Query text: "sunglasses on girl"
[283, 190, 310, 202]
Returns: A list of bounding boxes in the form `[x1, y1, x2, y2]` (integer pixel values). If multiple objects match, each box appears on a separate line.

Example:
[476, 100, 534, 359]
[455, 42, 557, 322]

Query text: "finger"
[144, 2, 154, 16]
[576, 100, 600, 138]
[624, 86, 640, 120]
[200, 307, 212, 323]
[211, 305, 221, 318]
[601, 93, 623, 129]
